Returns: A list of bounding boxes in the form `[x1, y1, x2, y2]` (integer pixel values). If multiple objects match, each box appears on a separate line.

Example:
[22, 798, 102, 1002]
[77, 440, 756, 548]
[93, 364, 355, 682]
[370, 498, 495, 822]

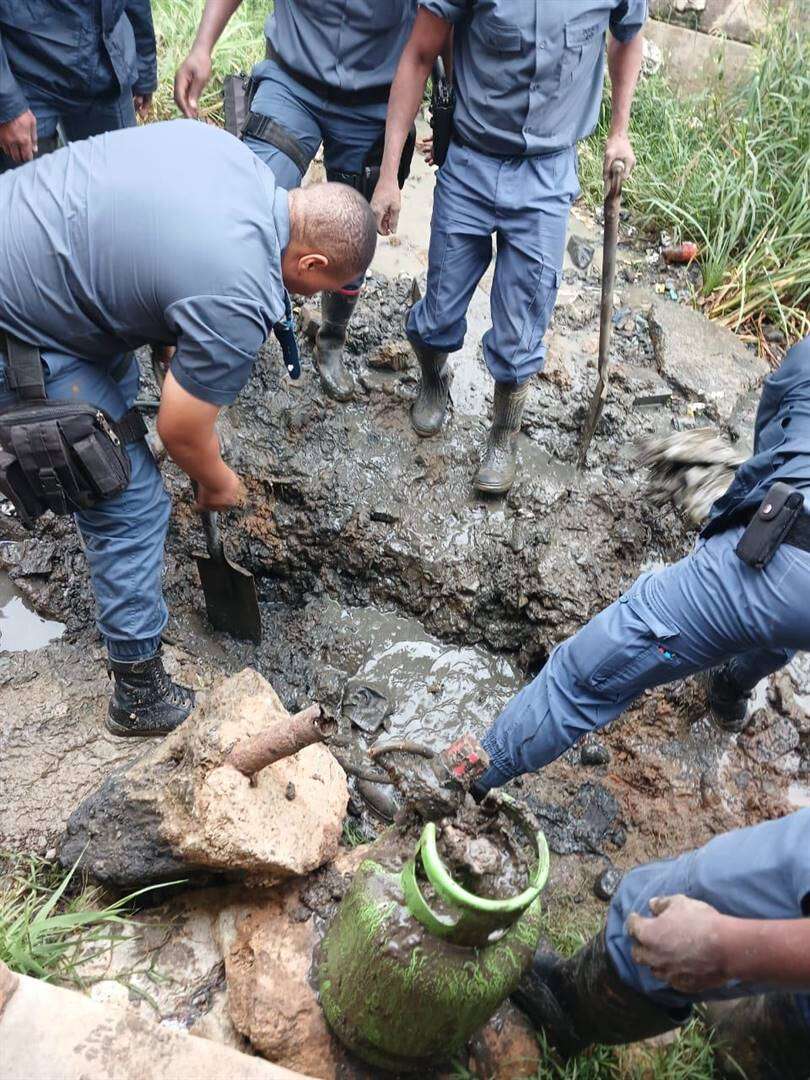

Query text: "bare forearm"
[718, 917, 810, 989]
[162, 428, 231, 490]
[191, 0, 243, 55]
[607, 33, 643, 135]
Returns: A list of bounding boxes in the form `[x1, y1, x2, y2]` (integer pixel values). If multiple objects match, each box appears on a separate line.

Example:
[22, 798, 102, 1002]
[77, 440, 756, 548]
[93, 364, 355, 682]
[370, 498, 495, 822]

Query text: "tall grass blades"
[580, 17, 809, 353]
[151, 0, 268, 124]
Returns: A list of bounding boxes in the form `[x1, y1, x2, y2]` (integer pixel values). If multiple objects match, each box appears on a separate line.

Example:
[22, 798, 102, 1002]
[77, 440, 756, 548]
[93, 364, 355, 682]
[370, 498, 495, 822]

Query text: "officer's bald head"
[284, 182, 377, 296]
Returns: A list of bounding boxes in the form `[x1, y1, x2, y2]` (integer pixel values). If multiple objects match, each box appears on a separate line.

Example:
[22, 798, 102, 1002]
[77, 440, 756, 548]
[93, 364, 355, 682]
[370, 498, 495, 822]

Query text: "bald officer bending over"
[0, 121, 376, 735]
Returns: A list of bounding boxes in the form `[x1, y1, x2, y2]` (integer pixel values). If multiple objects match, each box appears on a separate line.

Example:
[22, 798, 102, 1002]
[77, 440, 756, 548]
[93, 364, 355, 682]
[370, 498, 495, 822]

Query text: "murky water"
[0, 571, 65, 652]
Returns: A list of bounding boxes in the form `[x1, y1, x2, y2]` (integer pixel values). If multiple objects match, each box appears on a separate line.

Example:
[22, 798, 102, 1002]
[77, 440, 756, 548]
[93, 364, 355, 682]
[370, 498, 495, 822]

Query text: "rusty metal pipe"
[227, 704, 335, 779]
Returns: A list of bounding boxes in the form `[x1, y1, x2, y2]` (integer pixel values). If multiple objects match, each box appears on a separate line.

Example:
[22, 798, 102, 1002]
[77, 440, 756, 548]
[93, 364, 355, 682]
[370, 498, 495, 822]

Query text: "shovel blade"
[195, 552, 262, 643]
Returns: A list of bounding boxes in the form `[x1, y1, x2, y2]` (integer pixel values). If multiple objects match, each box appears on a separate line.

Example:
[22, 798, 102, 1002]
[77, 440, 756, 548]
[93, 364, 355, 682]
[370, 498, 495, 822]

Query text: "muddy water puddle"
[0, 571, 65, 652]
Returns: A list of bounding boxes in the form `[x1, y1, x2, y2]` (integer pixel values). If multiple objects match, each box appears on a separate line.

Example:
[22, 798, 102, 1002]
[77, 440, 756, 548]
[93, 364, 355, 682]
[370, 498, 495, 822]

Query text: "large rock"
[60, 669, 348, 887]
[0, 961, 312, 1080]
[649, 299, 769, 424]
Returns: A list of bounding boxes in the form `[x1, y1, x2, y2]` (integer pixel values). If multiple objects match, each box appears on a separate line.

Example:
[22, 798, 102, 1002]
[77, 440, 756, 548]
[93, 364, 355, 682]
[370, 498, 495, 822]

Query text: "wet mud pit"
[1, 262, 807, 943]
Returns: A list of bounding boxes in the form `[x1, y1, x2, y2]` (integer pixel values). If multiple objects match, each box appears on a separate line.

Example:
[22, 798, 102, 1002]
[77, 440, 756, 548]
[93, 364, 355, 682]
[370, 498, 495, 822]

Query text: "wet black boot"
[704, 993, 810, 1080]
[411, 344, 451, 437]
[315, 291, 358, 402]
[474, 381, 531, 495]
[704, 664, 752, 732]
[512, 932, 686, 1057]
[107, 653, 195, 737]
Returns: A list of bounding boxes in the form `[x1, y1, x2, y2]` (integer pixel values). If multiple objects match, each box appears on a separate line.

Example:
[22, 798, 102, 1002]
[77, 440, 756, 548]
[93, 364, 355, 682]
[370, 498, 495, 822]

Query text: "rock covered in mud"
[59, 669, 348, 888]
[594, 866, 623, 901]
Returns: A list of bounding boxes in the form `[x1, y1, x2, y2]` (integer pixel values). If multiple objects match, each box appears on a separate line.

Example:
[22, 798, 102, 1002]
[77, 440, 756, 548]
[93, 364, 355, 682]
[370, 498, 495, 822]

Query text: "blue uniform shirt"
[266, 0, 417, 94]
[0, 1, 156, 124]
[419, 0, 647, 156]
[705, 336, 810, 532]
[0, 121, 288, 407]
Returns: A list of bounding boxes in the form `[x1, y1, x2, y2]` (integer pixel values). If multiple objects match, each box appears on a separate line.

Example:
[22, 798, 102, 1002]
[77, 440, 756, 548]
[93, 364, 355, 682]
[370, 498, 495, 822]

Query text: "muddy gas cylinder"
[317, 798, 549, 1073]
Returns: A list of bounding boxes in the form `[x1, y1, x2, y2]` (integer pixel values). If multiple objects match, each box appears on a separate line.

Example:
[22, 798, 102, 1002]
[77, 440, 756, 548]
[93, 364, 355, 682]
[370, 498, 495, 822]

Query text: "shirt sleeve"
[0, 30, 28, 125]
[418, 0, 468, 25]
[609, 0, 648, 42]
[124, 0, 158, 95]
[165, 295, 275, 406]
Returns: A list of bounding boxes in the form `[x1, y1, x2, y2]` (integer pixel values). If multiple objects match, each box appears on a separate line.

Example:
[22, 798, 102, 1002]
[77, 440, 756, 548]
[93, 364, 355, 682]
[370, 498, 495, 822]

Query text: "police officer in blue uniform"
[0, 121, 376, 735]
[0, 1, 156, 171]
[175, 0, 417, 403]
[372, 1, 647, 493]
[513, 811, 810, 1077]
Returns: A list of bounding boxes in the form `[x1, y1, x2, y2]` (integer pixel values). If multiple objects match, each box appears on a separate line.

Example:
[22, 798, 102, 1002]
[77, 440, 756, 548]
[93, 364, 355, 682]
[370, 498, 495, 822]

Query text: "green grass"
[151, 0, 268, 124]
[580, 16, 810, 353]
[0, 851, 169, 986]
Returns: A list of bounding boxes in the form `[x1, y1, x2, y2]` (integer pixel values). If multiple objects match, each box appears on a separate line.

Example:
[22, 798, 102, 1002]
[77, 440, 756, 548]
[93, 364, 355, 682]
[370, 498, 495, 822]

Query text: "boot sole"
[474, 478, 514, 496]
[105, 713, 171, 738]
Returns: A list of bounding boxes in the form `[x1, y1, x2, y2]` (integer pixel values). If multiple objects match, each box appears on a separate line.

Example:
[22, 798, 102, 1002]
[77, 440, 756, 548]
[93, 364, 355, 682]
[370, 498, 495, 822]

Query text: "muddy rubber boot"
[315, 291, 358, 402]
[107, 653, 195, 737]
[474, 381, 531, 495]
[704, 993, 810, 1080]
[410, 344, 451, 437]
[511, 932, 686, 1057]
[704, 664, 751, 732]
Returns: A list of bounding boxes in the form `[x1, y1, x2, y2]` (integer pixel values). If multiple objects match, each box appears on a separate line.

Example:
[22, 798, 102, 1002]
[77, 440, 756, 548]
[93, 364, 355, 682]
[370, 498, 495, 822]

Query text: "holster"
[430, 57, 455, 169]
[735, 482, 805, 569]
[0, 334, 146, 528]
[327, 124, 416, 202]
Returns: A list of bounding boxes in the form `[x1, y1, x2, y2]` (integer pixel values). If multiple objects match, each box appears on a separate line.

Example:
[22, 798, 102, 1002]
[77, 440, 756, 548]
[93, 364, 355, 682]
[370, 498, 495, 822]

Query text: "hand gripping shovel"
[578, 159, 625, 468]
[150, 348, 262, 643]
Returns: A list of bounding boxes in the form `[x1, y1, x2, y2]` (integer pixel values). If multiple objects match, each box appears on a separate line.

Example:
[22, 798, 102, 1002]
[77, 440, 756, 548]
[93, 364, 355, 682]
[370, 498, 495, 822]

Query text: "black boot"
[315, 291, 358, 402]
[410, 344, 451, 437]
[512, 932, 686, 1057]
[704, 993, 810, 1080]
[107, 653, 195, 737]
[704, 664, 751, 732]
[474, 381, 531, 495]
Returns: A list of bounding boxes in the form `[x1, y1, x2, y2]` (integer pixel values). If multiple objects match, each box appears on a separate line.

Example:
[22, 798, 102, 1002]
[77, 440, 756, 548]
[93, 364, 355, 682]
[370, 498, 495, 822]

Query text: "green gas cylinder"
[318, 800, 549, 1073]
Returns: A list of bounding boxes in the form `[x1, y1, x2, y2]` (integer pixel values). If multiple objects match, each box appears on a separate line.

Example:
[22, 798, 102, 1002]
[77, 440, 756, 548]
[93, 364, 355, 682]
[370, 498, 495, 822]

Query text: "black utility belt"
[0, 334, 146, 527]
[265, 42, 391, 107]
[735, 483, 810, 570]
[451, 131, 568, 161]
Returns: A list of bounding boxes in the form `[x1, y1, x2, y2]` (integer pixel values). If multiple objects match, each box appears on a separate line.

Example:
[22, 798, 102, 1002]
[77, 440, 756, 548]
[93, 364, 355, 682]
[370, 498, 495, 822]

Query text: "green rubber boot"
[315, 290, 358, 402]
[474, 381, 531, 495]
[410, 344, 451, 437]
[512, 932, 686, 1057]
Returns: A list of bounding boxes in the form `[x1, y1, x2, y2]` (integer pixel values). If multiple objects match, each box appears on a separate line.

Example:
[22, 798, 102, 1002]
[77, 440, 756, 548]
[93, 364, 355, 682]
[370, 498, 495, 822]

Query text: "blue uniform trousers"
[0, 351, 169, 660]
[482, 525, 810, 783]
[0, 81, 136, 173]
[606, 810, 810, 1027]
[245, 58, 386, 292]
[406, 140, 577, 385]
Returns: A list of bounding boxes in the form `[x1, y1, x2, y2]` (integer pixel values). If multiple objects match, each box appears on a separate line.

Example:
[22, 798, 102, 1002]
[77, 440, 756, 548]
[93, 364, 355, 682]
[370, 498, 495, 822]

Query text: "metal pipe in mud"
[227, 704, 335, 779]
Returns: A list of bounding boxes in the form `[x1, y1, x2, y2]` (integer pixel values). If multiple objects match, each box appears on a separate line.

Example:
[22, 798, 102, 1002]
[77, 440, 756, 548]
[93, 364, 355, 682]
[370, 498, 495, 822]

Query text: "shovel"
[150, 348, 262, 643]
[577, 159, 625, 468]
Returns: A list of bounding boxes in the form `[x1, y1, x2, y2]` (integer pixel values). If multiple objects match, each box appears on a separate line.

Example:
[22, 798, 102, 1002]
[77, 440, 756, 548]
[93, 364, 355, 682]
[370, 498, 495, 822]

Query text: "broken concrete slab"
[59, 669, 348, 887]
[648, 298, 769, 424]
[644, 17, 755, 93]
[0, 961, 312, 1080]
[650, 0, 781, 44]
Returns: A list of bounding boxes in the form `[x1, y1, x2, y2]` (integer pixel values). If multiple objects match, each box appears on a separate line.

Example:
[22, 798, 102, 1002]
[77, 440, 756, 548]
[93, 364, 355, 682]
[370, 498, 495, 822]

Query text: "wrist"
[711, 913, 739, 981]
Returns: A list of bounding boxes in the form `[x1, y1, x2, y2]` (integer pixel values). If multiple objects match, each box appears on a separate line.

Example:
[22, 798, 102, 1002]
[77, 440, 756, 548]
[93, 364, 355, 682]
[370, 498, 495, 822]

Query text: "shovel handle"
[606, 158, 625, 201]
[200, 509, 226, 563]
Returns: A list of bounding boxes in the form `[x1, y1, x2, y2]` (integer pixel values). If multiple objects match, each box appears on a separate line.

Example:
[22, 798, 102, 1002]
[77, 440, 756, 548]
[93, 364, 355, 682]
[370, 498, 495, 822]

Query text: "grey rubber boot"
[512, 932, 686, 1057]
[410, 343, 451, 437]
[474, 380, 531, 495]
[704, 993, 810, 1080]
[107, 652, 195, 737]
[315, 291, 358, 402]
[704, 664, 752, 733]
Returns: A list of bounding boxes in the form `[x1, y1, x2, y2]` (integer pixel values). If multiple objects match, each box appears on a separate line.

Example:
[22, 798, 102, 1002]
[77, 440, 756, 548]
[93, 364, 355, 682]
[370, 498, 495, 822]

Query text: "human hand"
[194, 468, 246, 512]
[627, 894, 729, 993]
[604, 130, 635, 185]
[370, 175, 402, 236]
[0, 109, 38, 163]
[174, 47, 213, 118]
[133, 92, 153, 120]
[418, 134, 435, 166]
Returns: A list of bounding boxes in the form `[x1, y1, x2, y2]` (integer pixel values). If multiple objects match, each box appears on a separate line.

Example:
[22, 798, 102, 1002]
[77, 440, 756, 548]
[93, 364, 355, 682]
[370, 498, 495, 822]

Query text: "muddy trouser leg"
[604, 811, 810, 1077]
[27, 351, 170, 661]
[479, 528, 810, 789]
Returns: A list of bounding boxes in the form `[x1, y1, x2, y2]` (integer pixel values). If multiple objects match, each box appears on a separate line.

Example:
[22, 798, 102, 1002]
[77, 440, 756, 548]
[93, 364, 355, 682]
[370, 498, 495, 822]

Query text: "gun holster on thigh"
[223, 72, 311, 176]
[0, 334, 146, 528]
[327, 124, 416, 202]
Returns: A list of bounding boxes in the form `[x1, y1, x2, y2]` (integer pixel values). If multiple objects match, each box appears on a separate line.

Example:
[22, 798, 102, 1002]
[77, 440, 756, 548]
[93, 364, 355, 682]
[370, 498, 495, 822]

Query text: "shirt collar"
[273, 186, 291, 255]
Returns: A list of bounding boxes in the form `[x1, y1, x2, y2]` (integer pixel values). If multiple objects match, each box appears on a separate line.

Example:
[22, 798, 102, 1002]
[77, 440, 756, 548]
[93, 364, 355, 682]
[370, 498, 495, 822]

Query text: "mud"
[0, 571, 64, 652]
